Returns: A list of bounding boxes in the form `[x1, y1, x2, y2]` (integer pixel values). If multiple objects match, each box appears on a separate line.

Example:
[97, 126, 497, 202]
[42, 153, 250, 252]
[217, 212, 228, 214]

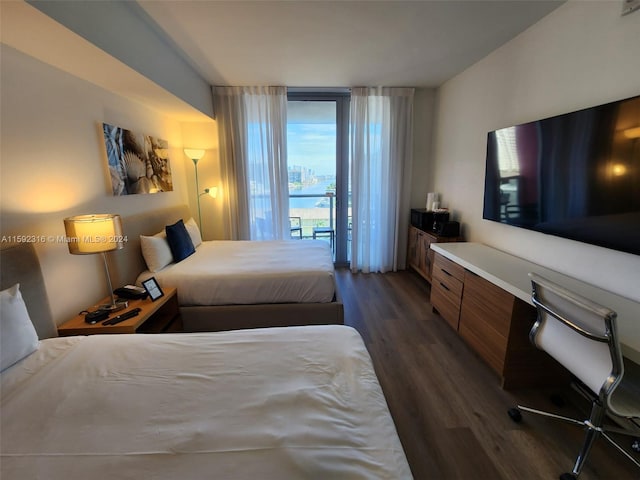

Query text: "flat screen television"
[483, 94, 640, 256]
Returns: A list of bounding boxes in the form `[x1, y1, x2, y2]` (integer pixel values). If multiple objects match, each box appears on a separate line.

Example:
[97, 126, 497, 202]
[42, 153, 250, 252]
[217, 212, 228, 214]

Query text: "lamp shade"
[64, 214, 124, 255]
[184, 148, 205, 161]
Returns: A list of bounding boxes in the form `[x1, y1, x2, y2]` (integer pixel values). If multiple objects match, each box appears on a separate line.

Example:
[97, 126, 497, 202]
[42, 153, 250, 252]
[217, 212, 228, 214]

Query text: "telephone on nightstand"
[113, 285, 148, 300]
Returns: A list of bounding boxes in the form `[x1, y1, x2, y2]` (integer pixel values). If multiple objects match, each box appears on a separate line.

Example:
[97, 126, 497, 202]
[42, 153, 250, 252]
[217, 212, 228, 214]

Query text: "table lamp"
[63, 214, 127, 312]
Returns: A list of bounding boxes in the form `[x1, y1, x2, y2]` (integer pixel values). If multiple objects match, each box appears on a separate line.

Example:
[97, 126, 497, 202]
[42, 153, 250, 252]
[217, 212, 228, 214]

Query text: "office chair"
[508, 273, 640, 480]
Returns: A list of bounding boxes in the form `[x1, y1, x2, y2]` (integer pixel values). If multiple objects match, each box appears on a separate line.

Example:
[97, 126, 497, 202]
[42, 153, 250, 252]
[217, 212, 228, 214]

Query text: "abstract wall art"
[103, 123, 173, 195]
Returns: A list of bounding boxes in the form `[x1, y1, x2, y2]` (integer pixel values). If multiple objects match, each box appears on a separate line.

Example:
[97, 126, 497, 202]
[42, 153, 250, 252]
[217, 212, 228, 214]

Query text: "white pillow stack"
[184, 217, 203, 248]
[140, 218, 202, 272]
[140, 231, 174, 272]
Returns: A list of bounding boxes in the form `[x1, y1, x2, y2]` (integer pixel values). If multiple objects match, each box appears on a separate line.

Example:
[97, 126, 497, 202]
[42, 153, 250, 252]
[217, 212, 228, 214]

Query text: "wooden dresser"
[407, 225, 461, 284]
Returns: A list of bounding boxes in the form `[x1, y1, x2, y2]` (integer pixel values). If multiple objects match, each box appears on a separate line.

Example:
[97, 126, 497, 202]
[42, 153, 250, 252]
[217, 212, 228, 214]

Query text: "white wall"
[0, 45, 194, 324]
[430, 1, 640, 302]
[410, 88, 437, 209]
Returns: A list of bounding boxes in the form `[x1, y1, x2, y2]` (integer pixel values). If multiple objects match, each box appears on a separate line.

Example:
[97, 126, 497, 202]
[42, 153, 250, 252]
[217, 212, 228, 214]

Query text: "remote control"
[102, 308, 142, 326]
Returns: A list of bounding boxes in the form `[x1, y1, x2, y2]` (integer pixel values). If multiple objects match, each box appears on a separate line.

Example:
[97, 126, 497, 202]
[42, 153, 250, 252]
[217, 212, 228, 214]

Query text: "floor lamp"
[63, 214, 127, 312]
[184, 149, 206, 229]
[201, 187, 218, 200]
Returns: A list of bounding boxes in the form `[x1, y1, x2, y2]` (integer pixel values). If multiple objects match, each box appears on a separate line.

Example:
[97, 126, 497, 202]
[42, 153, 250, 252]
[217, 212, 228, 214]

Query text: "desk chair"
[508, 273, 640, 480]
[289, 217, 302, 239]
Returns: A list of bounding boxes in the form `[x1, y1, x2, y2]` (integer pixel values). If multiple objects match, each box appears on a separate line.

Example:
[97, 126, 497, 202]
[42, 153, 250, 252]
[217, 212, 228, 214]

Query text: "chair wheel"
[507, 407, 522, 422]
[559, 473, 576, 480]
[632, 438, 640, 453]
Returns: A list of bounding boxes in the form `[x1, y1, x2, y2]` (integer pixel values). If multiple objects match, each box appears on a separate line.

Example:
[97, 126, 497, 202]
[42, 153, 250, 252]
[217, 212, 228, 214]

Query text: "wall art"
[103, 123, 173, 195]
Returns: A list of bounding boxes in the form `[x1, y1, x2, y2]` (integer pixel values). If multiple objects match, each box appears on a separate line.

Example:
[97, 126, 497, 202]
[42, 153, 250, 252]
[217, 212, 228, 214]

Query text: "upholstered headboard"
[110, 204, 192, 287]
[0, 206, 192, 339]
[0, 243, 58, 339]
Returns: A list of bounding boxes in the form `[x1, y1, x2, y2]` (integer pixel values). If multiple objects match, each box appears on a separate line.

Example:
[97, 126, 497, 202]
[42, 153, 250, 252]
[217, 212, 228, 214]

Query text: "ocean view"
[289, 178, 336, 209]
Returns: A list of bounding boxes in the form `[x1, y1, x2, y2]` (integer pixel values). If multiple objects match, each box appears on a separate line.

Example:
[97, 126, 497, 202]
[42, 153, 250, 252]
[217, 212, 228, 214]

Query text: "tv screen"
[483, 95, 640, 256]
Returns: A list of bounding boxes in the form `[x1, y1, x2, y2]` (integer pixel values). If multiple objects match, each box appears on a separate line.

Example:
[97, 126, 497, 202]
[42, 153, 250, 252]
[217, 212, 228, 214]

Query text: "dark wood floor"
[335, 268, 640, 480]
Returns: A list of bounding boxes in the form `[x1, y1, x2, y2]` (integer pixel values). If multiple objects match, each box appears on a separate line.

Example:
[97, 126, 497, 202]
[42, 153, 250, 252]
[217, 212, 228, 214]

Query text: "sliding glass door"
[286, 92, 350, 265]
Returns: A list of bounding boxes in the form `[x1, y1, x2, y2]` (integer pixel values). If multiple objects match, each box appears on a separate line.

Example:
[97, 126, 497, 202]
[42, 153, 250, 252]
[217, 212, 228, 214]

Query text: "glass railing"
[289, 192, 336, 239]
[289, 192, 352, 263]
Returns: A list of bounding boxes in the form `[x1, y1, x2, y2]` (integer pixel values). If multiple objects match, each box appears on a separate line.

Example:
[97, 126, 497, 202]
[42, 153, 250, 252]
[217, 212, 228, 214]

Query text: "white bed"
[1, 327, 411, 479]
[137, 239, 336, 305]
[0, 243, 412, 479]
[113, 206, 343, 332]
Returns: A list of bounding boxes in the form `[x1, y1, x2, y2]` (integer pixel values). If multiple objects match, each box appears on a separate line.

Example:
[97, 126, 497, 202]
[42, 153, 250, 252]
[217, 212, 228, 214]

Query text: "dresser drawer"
[458, 318, 507, 375]
[431, 283, 462, 331]
[460, 270, 514, 337]
[433, 253, 465, 282]
[432, 263, 463, 299]
[431, 264, 464, 331]
[458, 270, 515, 375]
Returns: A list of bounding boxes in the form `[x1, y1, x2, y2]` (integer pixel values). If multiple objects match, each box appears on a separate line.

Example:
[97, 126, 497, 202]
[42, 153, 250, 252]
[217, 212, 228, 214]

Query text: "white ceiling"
[138, 0, 564, 88]
[1, 0, 565, 122]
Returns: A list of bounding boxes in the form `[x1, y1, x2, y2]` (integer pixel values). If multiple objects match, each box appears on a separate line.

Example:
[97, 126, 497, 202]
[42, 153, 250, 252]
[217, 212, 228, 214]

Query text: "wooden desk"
[431, 243, 640, 365]
[58, 287, 180, 336]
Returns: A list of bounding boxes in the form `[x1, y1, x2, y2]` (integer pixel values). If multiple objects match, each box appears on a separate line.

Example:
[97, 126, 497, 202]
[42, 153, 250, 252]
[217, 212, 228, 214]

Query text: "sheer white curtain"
[215, 86, 289, 240]
[350, 87, 414, 273]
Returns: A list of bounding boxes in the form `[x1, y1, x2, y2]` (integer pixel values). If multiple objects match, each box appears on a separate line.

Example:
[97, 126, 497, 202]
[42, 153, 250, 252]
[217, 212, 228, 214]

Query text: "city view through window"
[287, 101, 346, 256]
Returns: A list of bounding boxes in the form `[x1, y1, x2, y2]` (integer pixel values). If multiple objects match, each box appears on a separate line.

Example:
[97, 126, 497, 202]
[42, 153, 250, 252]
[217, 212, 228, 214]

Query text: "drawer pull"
[441, 268, 452, 277]
[439, 282, 450, 292]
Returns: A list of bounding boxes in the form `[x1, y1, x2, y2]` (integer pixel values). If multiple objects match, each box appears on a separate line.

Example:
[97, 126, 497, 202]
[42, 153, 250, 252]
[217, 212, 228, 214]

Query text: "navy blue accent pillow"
[165, 219, 195, 263]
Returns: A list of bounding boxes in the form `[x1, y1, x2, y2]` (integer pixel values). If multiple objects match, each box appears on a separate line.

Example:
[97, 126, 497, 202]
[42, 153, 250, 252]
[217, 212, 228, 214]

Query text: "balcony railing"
[289, 192, 335, 239]
[289, 192, 353, 262]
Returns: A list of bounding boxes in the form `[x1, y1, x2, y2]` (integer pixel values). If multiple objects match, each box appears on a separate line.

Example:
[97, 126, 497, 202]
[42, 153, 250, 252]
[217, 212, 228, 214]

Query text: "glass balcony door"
[287, 93, 350, 264]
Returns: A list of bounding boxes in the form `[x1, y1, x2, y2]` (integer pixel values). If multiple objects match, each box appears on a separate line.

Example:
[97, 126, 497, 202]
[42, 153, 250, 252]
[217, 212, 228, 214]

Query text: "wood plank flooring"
[335, 268, 640, 480]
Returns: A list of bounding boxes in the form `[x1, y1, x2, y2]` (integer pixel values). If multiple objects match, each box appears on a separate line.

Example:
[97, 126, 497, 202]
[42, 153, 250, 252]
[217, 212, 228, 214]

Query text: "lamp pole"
[184, 149, 206, 230]
[192, 157, 202, 229]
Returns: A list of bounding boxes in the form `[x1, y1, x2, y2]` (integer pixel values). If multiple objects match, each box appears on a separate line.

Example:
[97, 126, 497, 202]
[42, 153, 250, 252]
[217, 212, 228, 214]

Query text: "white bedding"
[1, 325, 412, 479]
[137, 240, 336, 305]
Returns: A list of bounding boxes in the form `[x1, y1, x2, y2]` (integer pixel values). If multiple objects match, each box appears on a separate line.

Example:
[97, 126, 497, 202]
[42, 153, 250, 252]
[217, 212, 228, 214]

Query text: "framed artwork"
[141, 277, 164, 301]
[103, 123, 173, 195]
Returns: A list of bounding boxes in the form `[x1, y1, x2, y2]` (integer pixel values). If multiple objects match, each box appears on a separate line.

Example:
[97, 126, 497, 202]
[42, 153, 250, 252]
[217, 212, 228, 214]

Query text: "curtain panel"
[350, 87, 414, 273]
[215, 86, 289, 240]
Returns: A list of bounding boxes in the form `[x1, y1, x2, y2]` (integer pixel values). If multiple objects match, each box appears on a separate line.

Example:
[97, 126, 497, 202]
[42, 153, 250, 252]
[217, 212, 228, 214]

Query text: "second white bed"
[137, 240, 336, 306]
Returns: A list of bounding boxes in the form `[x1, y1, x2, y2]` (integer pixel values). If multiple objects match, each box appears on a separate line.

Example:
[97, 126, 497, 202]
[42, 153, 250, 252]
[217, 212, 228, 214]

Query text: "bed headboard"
[110, 204, 192, 286]
[0, 243, 58, 339]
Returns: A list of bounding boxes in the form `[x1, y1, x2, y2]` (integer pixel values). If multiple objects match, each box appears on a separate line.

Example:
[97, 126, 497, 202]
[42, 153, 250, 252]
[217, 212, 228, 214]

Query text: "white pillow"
[184, 217, 203, 248]
[140, 232, 173, 272]
[1, 283, 40, 372]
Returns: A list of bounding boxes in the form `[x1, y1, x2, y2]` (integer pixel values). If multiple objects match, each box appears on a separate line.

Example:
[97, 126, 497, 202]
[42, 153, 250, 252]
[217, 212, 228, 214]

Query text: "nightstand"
[58, 287, 181, 336]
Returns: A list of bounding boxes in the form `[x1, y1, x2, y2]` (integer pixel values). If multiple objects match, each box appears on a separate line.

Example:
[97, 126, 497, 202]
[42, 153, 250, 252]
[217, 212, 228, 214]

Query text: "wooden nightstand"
[58, 287, 181, 336]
